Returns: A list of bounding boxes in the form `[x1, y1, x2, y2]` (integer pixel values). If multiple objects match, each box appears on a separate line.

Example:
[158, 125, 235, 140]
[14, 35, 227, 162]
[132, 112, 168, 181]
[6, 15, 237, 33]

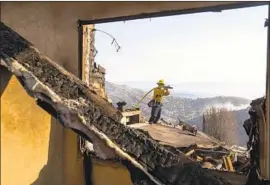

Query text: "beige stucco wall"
[0, 68, 65, 185]
[92, 160, 133, 185]
[1, 2, 80, 76]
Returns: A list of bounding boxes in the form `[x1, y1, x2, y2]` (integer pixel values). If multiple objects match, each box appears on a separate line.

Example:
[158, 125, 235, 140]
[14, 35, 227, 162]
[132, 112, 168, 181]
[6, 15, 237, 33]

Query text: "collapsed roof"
[0, 21, 251, 185]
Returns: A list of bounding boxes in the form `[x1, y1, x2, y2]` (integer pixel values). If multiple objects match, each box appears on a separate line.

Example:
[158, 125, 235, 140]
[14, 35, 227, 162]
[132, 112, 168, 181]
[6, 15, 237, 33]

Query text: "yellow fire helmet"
[157, 79, 165, 85]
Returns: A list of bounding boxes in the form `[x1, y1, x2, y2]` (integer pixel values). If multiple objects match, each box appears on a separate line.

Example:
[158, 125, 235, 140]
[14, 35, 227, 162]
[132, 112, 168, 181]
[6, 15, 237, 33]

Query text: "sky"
[95, 5, 268, 99]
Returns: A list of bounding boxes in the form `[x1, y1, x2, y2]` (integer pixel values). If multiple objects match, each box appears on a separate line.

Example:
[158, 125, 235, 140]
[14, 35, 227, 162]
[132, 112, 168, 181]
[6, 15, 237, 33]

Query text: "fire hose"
[133, 86, 173, 109]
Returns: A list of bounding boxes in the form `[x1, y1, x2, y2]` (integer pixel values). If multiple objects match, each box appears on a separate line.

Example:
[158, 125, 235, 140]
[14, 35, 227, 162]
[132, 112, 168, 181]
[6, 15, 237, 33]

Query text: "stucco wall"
[1, 2, 80, 76]
[0, 69, 86, 185]
[0, 67, 64, 185]
[92, 160, 133, 185]
[62, 130, 85, 185]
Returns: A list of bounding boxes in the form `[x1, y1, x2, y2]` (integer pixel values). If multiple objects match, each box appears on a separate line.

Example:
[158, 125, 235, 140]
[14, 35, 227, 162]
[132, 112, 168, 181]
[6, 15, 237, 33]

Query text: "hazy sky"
[95, 5, 268, 99]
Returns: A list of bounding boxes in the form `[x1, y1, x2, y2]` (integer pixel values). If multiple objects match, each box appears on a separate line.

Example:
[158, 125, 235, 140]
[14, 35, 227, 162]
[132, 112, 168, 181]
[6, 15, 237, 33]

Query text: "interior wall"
[0, 67, 64, 185]
[92, 160, 133, 185]
[1, 2, 79, 76]
[62, 130, 85, 185]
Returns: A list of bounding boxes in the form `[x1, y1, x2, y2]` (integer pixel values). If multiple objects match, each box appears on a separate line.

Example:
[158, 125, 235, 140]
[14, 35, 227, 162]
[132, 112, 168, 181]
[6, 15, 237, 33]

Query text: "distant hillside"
[105, 81, 251, 146]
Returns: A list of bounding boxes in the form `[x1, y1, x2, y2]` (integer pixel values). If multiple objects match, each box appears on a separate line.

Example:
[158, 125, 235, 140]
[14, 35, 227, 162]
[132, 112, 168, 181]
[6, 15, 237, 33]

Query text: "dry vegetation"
[203, 107, 238, 145]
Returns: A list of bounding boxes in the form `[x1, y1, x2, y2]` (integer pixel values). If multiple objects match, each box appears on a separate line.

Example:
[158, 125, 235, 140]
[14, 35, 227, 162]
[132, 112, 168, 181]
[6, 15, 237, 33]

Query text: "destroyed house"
[1, 2, 270, 185]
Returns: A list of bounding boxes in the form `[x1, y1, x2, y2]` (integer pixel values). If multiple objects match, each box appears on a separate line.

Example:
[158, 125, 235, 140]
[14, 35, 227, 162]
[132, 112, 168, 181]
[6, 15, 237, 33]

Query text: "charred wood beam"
[0, 21, 239, 185]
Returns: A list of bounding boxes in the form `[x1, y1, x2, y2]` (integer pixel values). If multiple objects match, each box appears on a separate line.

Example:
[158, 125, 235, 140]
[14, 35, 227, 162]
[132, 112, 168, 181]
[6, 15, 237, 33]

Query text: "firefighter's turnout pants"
[149, 102, 162, 124]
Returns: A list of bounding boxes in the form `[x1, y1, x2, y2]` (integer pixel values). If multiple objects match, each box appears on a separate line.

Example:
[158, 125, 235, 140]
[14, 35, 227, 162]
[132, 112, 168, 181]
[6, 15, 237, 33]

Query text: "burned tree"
[203, 107, 238, 145]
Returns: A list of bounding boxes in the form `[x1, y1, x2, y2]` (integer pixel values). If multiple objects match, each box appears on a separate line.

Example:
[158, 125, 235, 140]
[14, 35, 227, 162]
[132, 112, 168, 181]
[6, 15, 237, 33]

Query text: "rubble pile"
[1, 21, 245, 185]
[179, 144, 249, 173]
[158, 117, 251, 177]
[158, 115, 251, 175]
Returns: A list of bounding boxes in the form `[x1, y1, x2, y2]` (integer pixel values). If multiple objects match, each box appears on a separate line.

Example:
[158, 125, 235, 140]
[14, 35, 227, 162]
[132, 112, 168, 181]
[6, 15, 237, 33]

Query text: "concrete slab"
[130, 123, 218, 147]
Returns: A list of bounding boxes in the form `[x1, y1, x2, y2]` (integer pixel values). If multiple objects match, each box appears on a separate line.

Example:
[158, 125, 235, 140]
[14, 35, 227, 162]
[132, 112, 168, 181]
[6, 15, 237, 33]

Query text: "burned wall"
[91, 62, 107, 100]
[84, 24, 107, 100]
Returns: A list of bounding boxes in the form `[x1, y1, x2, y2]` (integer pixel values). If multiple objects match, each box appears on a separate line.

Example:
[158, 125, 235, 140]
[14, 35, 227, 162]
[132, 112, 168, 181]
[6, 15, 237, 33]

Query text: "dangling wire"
[91, 28, 121, 52]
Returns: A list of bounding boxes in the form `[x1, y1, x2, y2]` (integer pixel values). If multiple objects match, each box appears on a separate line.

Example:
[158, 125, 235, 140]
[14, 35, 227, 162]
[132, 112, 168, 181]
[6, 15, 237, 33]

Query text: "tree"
[203, 107, 238, 145]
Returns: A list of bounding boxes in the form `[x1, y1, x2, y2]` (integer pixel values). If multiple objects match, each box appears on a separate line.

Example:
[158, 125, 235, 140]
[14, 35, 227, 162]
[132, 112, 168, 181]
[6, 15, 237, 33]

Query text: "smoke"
[204, 102, 249, 111]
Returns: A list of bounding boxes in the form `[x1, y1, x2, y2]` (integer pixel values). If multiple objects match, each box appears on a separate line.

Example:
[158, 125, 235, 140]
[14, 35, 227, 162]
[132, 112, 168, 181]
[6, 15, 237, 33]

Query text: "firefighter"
[148, 79, 170, 124]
